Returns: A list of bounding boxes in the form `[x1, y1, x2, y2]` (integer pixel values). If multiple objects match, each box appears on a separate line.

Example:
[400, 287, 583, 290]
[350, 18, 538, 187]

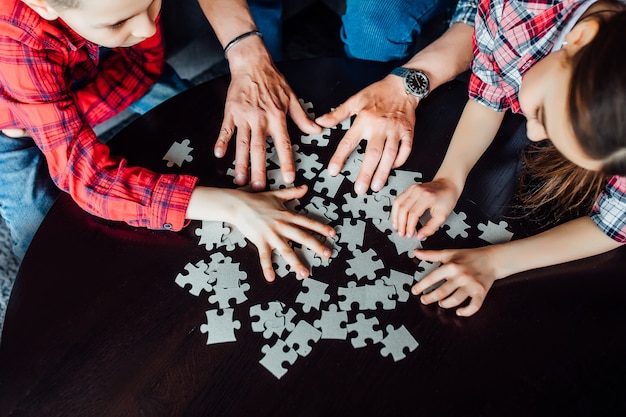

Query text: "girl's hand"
[391, 178, 461, 240]
[227, 185, 336, 282]
[411, 247, 498, 317]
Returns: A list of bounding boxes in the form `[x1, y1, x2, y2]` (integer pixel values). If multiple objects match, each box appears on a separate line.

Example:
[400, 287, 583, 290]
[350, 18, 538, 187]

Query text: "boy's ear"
[564, 18, 600, 55]
[21, 0, 60, 20]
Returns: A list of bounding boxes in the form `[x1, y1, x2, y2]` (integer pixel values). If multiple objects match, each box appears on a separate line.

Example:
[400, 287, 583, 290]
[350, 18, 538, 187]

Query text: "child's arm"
[186, 184, 336, 281]
[73, 17, 166, 126]
[391, 99, 505, 240]
[411, 216, 623, 316]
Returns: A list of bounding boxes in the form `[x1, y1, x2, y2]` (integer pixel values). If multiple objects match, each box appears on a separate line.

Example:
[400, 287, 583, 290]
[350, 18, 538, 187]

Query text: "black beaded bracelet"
[223, 30, 263, 57]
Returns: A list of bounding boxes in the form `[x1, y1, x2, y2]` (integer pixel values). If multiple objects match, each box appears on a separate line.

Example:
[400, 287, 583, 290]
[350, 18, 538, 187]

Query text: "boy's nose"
[132, 14, 157, 39]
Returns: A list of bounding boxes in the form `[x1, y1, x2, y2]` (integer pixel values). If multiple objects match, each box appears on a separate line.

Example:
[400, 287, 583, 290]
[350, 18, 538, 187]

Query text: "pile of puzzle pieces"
[169, 100, 516, 379]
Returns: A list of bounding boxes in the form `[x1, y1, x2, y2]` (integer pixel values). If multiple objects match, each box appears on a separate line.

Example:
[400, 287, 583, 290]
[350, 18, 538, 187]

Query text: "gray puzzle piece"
[346, 313, 383, 348]
[313, 304, 348, 340]
[295, 278, 330, 312]
[380, 325, 419, 361]
[284, 320, 322, 357]
[260, 339, 298, 379]
[200, 308, 241, 344]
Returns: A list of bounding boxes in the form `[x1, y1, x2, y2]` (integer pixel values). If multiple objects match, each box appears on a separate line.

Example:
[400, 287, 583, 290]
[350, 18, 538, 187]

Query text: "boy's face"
[519, 31, 602, 172]
[50, 0, 161, 48]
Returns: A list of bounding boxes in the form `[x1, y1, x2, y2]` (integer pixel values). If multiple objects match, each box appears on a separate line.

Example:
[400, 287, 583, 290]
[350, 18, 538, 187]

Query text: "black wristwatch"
[390, 67, 430, 99]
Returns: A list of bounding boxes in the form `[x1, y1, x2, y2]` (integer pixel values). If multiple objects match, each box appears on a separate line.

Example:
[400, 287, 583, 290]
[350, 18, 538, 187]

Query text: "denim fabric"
[248, 0, 284, 60]
[0, 133, 59, 260]
[127, 63, 193, 114]
[341, 0, 456, 61]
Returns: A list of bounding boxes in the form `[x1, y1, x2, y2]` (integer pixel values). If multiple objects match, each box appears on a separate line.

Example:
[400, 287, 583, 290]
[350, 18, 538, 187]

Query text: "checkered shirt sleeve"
[591, 176, 626, 243]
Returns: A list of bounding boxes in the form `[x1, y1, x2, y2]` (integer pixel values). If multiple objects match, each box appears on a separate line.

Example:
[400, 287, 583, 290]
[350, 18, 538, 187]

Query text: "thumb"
[316, 102, 353, 128]
[272, 184, 308, 202]
[413, 249, 451, 264]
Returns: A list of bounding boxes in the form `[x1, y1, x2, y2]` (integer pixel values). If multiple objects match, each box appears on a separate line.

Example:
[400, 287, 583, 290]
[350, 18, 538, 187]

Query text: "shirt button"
[163, 223, 173, 230]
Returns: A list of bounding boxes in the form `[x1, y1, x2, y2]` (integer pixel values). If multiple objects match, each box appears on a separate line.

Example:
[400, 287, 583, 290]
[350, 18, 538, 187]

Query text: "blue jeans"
[248, 0, 455, 62]
[0, 63, 189, 259]
[0, 133, 59, 260]
[341, 0, 455, 61]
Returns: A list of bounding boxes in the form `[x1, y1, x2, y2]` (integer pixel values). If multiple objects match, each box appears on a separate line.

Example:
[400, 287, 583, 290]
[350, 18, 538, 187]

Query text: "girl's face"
[519, 48, 603, 172]
[52, 0, 161, 48]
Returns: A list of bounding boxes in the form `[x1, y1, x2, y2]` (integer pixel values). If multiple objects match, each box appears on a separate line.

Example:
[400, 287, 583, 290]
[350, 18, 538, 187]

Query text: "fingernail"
[354, 182, 367, 195]
[252, 181, 265, 190]
[323, 249, 331, 257]
[328, 164, 339, 176]
[283, 173, 295, 184]
[371, 180, 383, 191]
[214, 149, 224, 158]
[235, 174, 246, 184]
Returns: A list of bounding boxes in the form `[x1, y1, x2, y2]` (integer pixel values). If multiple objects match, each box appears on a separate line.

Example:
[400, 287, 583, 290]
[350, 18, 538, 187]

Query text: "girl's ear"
[21, 0, 59, 20]
[563, 18, 600, 55]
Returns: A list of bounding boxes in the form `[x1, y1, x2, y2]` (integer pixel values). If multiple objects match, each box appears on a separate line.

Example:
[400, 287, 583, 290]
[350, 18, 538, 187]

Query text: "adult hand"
[391, 178, 462, 241]
[227, 185, 336, 282]
[214, 51, 322, 191]
[316, 75, 418, 194]
[411, 246, 499, 317]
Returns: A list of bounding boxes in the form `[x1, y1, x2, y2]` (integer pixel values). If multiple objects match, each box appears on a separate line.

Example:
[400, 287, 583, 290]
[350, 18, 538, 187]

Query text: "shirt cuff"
[149, 174, 198, 232]
[590, 176, 626, 243]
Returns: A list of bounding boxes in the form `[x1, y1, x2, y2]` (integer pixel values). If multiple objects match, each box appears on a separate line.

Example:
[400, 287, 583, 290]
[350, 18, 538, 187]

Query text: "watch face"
[405, 71, 429, 97]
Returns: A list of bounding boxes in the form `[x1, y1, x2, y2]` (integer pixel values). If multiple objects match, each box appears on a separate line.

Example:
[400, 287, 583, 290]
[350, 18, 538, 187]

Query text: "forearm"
[403, 22, 475, 92]
[196, 0, 270, 71]
[491, 217, 623, 279]
[434, 100, 504, 188]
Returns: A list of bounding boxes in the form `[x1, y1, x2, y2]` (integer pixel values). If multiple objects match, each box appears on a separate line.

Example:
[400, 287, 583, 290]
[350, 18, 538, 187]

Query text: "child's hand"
[391, 178, 461, 240]
[411, 246, 498, 317]
[227, 185, 336, 282]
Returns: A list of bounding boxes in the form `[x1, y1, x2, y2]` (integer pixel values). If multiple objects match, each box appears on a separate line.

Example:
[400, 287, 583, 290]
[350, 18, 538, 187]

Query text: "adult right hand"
[316, 75, 419, 195]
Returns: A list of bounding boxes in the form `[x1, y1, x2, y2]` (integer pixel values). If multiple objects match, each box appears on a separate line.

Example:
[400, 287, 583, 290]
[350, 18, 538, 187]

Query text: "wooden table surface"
[1, 58, 625, 417]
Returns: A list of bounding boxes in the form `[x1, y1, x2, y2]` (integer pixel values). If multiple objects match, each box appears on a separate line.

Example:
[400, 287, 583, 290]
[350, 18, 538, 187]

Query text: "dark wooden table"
[1, 58, 625, 417]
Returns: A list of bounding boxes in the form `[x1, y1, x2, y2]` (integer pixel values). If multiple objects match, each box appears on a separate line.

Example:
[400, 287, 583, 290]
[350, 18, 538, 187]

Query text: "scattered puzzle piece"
[442, 210, 471, 239]
[295, 278, 330, 312]
[380, 325, 419, 361]
[284, 320, 322, 357]
[477, 220, 514, 244]
[163, 138, 193, 167]
[200, 308, 241, 344]
[346, 313, 383, 348]
[313, 304, 348, 340]
[345, 248, 384, 281]
[260, 339, 298, 379]
[175, 260, 212, 296]
[337, 280, 396, 311]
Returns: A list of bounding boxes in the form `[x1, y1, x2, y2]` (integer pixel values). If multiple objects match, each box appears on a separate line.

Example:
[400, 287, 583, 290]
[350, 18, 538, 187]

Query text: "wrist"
[225, 35, 272, 72]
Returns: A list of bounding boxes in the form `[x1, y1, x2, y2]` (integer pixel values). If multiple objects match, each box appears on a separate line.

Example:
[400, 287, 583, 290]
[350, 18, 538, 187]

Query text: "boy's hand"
[411, 247, 498, 317]
[228, 185, 336, 282]
[391, 178, 461, 241]
[316, 75, 418, 195]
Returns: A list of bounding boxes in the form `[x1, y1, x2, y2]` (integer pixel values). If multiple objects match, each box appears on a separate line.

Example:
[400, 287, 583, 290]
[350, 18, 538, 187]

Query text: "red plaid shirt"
[469, 0, 588, 113]
[0, 0, 197, 231]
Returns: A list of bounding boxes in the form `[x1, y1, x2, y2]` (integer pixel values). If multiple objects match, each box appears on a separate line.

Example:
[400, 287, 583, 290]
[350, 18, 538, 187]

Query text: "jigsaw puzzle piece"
[284, 320, 322, 357]
[313, 304, 348, 340]
[260, 339, 298, 379]
[477, 220, 514, 244]
[379, 325, 419, 361]
[382, 269, 415, 302]
[163, 138, 193, 167]
[200, 308, 241, 344]
[295, 278, 330, 312]
[175, 260, 212, 296]
[345, 248, 384, 281]
[346, 313, 383, 348]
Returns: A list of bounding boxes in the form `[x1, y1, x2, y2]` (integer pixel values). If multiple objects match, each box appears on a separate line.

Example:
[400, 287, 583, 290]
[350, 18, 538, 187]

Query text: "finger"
[416, 213, 446, 241]
[354, 138, 383, 195]
[419, 280, 456, 305]
[282, 224, 333, 259]
[274, 240, 310, 279]
[315, 99, 354, 128]
[268, 123, 296, 185]
[290, 95, 322, 134]
[438, 288, 470, 309]
[288, 212, 337, 240]
[369, 137, 399, 192]
[214, 116, 235, 158]
[272, 183, 309, 201]
[327, 129, 362, 176]
[456, 296, 484, 317]
[412, 264, 448, 296]
[392, 132, 414, 169]
[249, 129, 268, 190]
[413, 249, 452, 264]
[233, 125, 252, 186]
[257, 244, 276, 282]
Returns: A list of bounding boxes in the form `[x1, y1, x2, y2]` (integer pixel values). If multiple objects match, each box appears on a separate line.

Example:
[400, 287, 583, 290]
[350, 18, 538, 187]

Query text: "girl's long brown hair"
[517, 5, 626, 225]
